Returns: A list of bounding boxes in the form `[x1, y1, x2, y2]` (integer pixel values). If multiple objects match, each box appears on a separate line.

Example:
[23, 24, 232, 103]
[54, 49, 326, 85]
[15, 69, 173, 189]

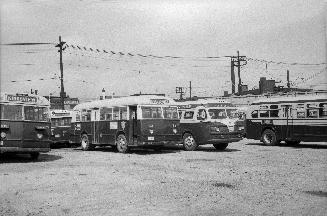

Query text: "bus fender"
[182, 130, 193, 139]
[115, 131, 126, 140]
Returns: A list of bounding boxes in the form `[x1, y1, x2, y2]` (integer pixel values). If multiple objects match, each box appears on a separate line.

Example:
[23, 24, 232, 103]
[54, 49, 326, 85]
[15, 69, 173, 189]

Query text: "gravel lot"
[1, 139, 327, 216]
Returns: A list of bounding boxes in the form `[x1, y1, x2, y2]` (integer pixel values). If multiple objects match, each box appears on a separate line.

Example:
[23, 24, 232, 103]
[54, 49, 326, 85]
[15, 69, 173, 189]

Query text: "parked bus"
[72, 95, 181, 153]
[0, 93, 51, 159]
[50, 109, 73, 147]
[179, 104, 245, 151]
[245, 95, 327, 145]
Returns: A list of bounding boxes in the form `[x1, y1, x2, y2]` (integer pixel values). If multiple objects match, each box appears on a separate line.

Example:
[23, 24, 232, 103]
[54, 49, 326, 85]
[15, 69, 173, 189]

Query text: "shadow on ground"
[246, 142, 327, 149]
[72, 144, 240, 153]
[0, 153, 62, 163]
[73, 146, 181, 155]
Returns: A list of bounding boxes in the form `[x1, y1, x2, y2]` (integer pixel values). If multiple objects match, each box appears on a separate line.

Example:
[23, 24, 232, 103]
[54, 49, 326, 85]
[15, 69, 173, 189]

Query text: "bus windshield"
[0, 104, 23, 120]
[51, 117, 72, 126]
[226, 109, 238, 119]
[208, 108, 227, 119]
[163, 107, 179, 119]
[141, 106, 163, 119]
[24, 106, 48, 121]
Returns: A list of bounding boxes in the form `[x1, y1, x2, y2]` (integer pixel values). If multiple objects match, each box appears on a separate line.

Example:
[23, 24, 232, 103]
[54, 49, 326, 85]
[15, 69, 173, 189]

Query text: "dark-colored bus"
[72, 95, 181, 153]
[245, 95, 327, 145]
[179, 105, 245, 151]
[0, 93, 51, 159]
[50, 109, 73, 147]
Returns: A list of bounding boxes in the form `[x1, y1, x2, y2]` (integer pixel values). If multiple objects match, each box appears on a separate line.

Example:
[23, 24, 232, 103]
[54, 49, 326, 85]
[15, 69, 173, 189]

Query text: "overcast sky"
[1, 0, 326, 100]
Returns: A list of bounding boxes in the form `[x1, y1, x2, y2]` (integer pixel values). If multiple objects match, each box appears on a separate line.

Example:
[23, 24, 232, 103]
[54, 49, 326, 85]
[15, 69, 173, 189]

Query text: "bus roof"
[251, 94, 327, 105]
[0, 92, 50, 106]
[175, 98, 233, 109]
[73, 95, 177, 110]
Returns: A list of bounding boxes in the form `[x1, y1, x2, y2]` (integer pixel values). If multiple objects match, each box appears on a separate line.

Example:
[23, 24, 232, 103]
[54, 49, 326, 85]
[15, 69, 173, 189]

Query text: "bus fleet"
[1, 92, 326, 159]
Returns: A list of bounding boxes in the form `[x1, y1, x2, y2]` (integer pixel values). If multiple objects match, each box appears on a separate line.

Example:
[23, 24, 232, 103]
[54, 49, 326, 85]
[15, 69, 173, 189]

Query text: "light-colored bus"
[72, 95, 181, 153]
[245, 94, 327, 145]
[50, 109, 73, 147]
[179, 104, 245, 151]
[0, 93, 51, 159]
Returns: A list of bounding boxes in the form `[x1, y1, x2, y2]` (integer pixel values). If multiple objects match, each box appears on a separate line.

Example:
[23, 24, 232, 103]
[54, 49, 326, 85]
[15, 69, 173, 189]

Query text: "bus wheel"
[116, 134, 129, 153]
[30, 152, 40, 160]
[183, 133, 197, 151]
[285, 140, 301, 146]
[261, 129, 279, 146]
[81, 134, 94, 151]
[213, 143, 228, 150]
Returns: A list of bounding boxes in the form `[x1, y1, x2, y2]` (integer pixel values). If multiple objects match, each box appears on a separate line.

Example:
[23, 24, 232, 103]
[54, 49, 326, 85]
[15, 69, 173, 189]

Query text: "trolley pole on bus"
[55, 36, 66, 110]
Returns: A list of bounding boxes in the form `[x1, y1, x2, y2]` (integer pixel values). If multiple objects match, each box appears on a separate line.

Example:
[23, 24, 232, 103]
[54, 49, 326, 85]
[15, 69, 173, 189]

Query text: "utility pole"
[55, 36, 66, 110]
[189, 81, 192, 99]
[230, 58, 236, 94]
[227, 51, 247, 95]
[176, 87, 185, 100]
[287, 69, 290, 89]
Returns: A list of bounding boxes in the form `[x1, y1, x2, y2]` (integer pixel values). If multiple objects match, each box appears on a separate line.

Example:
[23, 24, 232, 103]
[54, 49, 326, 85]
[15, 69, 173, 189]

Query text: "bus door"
[91, 108, 100, 144]
[281, 105, 293, 140]
[128, 106, 138, 145]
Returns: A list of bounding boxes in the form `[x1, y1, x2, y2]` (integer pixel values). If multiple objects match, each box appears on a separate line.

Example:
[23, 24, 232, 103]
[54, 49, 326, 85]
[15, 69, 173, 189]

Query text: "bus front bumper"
[207, 133, 243, 144]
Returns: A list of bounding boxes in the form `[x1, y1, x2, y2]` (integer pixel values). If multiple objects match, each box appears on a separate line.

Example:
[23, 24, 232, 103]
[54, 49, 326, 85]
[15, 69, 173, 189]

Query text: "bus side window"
[100, 107, 112, 121]
[120, 107, 127, 120]
[251, 110, 258, 118]
[307, 104, 318, 118]
[270, 105, 279, 117]
[76, 112, 81, 122]
[259, 110, 269, 118]
[113, 107, 120, 120]
[319, 103, 327, 118]
[296, 104, 305, 118]
[281, 105, 292, 118]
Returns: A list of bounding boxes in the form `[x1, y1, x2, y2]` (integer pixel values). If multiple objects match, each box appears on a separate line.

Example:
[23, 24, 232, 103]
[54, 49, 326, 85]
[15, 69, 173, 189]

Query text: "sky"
[1, 0, 326, 101]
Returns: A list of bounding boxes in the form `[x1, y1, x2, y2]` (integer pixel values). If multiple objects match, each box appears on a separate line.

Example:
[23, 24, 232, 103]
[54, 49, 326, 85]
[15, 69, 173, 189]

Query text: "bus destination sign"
[150, 99, 170, 105]
[7, 94, 37, 103]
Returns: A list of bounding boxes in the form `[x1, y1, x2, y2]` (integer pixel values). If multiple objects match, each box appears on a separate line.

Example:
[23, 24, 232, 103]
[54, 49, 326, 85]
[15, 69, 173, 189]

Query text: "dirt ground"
[1, 139, 327, 216]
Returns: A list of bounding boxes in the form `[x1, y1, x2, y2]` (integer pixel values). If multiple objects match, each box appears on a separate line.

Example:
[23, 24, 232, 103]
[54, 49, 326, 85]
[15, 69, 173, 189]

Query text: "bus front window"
[141, 106, 163, 119]
[208, 109, 226, 119]
[0, 104, 23, 120]
[24, 106, 48, 121]
[226, 109, 238, 119]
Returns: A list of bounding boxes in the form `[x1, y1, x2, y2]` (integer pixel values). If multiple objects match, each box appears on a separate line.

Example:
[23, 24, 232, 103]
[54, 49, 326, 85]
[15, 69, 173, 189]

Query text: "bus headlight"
[0, 132, 6, 139]
[36, 133, 43, 139]
[210, 126, 220, 132]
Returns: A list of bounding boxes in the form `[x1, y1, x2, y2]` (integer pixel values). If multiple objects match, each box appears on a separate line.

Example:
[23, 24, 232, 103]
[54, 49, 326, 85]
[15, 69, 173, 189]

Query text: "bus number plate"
[148, 136, 154, 141]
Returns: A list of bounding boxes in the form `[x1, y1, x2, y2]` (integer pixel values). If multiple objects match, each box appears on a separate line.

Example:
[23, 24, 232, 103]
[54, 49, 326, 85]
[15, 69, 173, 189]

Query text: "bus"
[179, 104, 245, 151]
[0, 93, 51, 159]
[72, 95, 181, 153]
[245, 95, 327, 145]
[50, 109, 73, 147]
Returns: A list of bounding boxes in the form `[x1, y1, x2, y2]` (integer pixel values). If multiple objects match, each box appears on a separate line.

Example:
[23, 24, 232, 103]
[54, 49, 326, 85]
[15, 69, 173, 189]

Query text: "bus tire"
[30, 152, 40, 160]
[213, 143, 228, 150]
[183, 133, 198, 151]
[81, 134, 94, 151]
[261, 129, 279, 146]
[116, 134, 129, 153]
[285, 140, 301, 146]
